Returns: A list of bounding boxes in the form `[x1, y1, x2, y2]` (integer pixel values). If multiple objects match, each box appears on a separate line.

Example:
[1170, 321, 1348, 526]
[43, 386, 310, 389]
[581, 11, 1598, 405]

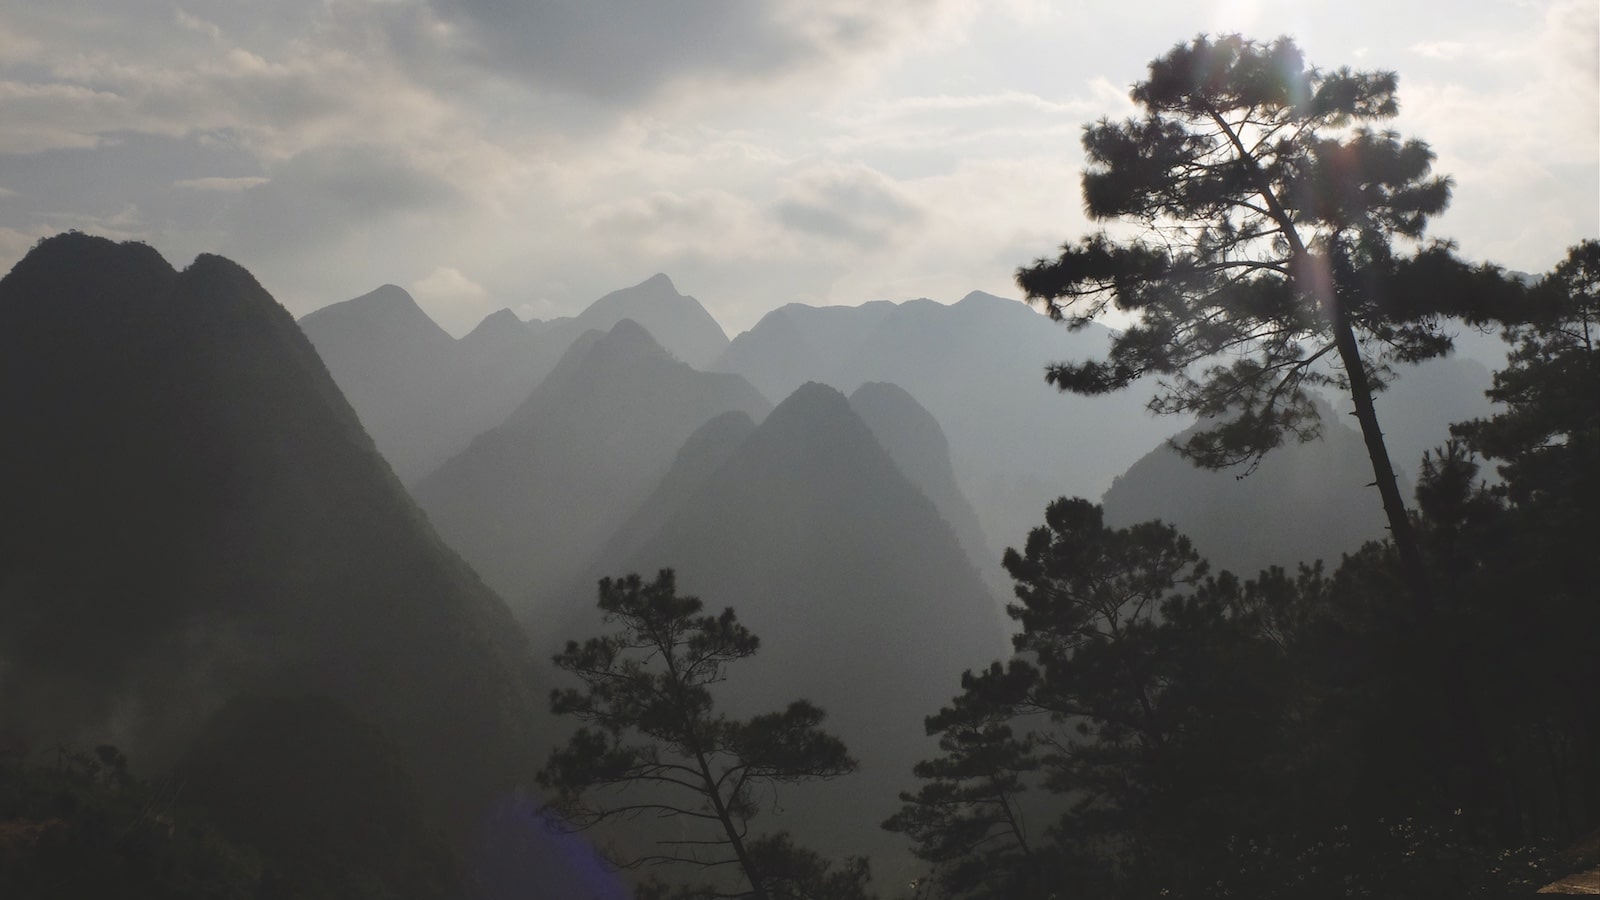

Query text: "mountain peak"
[574, 275, 728, 368]
[955, 290, 1017, 308]
[595, 317, 667, 356]
[1, 233, 176, 314]
[463, 307, 524, 344]
[336, 284, 423, 318]
[769, 381, 852, 422]
[641, 272, 677, 293]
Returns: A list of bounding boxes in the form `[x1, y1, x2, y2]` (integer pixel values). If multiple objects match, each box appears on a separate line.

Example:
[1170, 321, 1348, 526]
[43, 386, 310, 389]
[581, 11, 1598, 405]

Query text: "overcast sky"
[1, 0, 1594, 335]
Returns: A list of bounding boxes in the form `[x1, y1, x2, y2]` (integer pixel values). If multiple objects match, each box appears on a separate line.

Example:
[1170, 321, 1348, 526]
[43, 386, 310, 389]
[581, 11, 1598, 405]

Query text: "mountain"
[300, 273, 731, 484]
[563, 272, 729, 369]
[712, 299, 898, 402]
[0, 233, 539, 830]
[847, 381, 1004, 599]
[711, 291, 1178, 558]
[297, 283, 480, 482]
[299, 286, 581, 484]
[413, 319, 770, 612]
[585, 409, 760, 576]
[1100, 400, 1395, 576]
[581, 382, 1009, 874]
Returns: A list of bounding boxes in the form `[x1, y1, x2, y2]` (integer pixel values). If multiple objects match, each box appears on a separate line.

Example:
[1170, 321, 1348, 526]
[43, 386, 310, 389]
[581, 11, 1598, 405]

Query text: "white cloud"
[411, 265, 491, 329]
[1394, 0, 1598, 271]
[174, 176, 269, 191]
[1409, 40, 1470, 60]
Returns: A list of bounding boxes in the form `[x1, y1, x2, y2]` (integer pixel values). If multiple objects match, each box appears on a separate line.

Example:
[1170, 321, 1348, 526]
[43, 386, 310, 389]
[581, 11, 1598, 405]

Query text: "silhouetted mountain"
[298, 283, 480, 482]
[712, 291, 1177, 558]
[0, 233, 539, 830]
[564, 272, 729, 369]
[585, 382, 1009, 875]
[848, 381, 1003, 599]
[588, 409, 759, 574]
[413, 319, 770, 612]
[712, 300, 897, 401]
[301, 273, 731, 484]
[1101, 400, 1395, 576]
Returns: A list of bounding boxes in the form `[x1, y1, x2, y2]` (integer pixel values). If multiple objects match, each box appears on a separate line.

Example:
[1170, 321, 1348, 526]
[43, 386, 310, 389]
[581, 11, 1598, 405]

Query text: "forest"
[2, 34, 1597, 900]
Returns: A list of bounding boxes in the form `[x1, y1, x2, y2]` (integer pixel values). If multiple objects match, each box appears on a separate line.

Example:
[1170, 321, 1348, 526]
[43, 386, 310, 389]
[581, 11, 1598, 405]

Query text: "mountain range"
[709, 291, 1182, 556]
[299, 273, 729, 483]
[412, 318, 769, 610]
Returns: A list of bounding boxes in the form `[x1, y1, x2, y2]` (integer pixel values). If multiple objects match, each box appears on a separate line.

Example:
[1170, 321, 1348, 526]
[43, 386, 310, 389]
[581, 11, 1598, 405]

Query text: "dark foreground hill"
[580, 382, 1010, 877]
[0, 234, 540, 833]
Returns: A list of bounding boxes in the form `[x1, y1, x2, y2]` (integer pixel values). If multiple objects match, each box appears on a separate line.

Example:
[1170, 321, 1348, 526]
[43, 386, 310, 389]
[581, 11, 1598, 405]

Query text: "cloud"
[411, 265, 492, 328]
[220, 144, 461, 255]
[425, 0, 974, 103]
[1409, 40, 1470, 60]
[174, 176, 270, 192]
[773, 164, 925, 248]
[414, 265, 487, 299]
[1394, 0, 1598, 270]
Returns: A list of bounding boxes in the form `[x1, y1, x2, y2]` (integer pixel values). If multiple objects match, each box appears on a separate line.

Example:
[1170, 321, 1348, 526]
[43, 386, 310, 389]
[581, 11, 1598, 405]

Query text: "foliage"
[538, 570, 871, 900]
[1014, 33, 1521, 615]
[887, 499, 1291, 897]
[0, 744, 262, 899]
[886, 449, 1595, 896]
[1017, 34, 1499, 461]
[1453, 239, 1599, 570]
[881, 662, 1043, 899]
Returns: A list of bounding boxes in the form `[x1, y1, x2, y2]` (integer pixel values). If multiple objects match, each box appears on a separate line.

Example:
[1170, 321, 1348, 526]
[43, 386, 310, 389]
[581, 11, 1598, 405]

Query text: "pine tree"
[538, 570, 869, 900]
[1015, 35, 1516, 619]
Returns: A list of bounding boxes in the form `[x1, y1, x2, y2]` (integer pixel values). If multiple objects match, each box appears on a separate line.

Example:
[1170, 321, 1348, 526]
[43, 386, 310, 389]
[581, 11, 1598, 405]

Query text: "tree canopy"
[537, 570, 869, 900]
[1015, 34, 1520, 616]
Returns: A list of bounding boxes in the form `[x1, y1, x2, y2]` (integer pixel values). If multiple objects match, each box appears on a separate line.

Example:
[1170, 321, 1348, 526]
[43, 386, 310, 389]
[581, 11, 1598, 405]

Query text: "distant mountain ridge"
[299, 273, 729, 483]
[1101, 399, 1394, 576]
[413, 318, 769, 613]
[712, 290, 1181, 557]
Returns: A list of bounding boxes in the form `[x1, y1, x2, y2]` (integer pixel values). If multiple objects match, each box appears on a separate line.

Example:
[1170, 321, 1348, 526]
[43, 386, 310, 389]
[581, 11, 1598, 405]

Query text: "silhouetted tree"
[889, 488, 1574, 895]
[538, 570, 869, 900]
[888, 499, 1290, 896]
[1454, 240, 1599, 556]
[1015, 34, 1517, 619]
[882, 662, 1044, 899]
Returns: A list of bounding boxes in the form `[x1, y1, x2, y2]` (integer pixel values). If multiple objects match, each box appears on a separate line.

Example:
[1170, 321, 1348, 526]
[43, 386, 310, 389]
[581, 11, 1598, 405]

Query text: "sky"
[0, 0, 1594, 336]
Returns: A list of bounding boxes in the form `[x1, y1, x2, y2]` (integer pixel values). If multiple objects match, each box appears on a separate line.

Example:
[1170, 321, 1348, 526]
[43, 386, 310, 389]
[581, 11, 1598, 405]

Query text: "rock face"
[300, 273, 731, 485]
[0, 233, 539, 828]
[848, 381, 1004, 599]
[1100, 400, 1395, 576]
[412, 319, 770, 612]
[712, 291, 1178, 558]
[580, 382, 1009, 875]
[298, 283, 478, 483]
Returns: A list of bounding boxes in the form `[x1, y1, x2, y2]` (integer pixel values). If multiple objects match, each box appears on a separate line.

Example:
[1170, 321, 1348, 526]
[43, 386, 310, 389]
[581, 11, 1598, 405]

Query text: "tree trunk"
[1327, 301, 1436, 621]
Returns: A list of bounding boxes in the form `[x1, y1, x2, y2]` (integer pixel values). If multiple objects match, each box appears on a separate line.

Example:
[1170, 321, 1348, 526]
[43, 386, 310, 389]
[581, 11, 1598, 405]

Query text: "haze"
[0, 0, 1593, 334]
